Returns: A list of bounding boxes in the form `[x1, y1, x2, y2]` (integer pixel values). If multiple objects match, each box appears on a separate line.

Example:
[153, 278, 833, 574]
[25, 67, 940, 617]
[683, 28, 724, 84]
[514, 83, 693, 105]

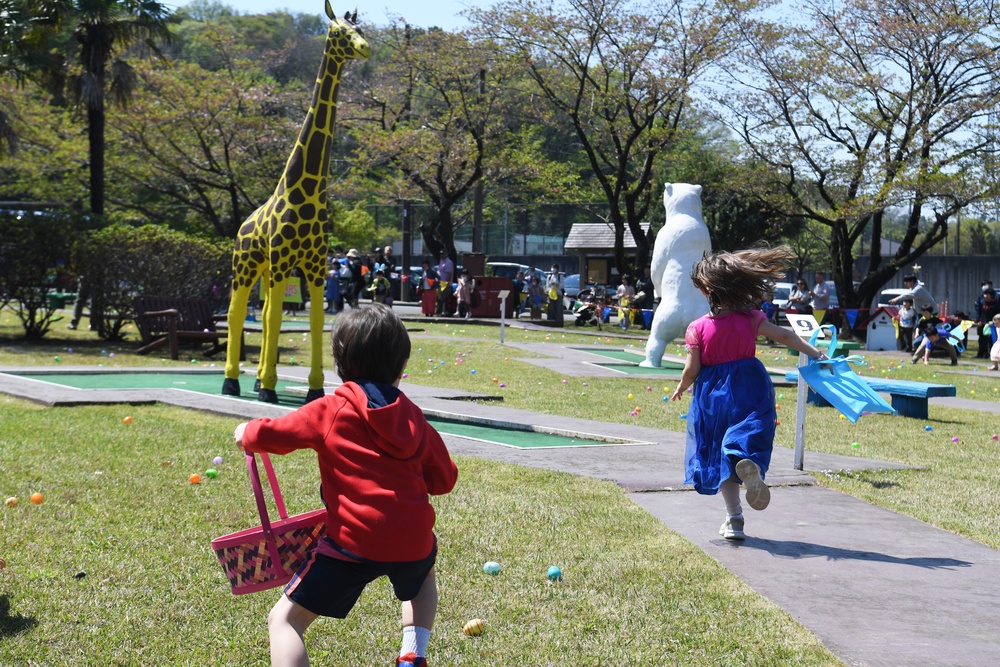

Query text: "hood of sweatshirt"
[337, 380, 428, 460]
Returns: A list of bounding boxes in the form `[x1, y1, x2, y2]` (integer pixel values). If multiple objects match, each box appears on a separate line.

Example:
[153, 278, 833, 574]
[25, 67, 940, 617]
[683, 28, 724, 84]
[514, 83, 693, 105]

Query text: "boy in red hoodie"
[234, 304, 458, 667]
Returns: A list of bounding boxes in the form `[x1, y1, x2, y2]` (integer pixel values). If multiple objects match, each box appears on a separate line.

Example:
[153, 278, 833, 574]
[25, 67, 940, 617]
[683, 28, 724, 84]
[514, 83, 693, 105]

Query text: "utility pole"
[401, 200, 412, 302]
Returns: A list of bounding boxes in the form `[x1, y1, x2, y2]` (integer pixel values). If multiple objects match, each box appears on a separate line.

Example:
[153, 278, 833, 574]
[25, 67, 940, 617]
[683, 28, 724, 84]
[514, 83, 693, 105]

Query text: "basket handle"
[246, 452, 290, 579]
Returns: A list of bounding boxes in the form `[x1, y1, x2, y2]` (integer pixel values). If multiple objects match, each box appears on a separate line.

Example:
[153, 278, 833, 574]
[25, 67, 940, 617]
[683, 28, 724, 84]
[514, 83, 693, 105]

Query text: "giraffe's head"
[324, 3, 371, 61]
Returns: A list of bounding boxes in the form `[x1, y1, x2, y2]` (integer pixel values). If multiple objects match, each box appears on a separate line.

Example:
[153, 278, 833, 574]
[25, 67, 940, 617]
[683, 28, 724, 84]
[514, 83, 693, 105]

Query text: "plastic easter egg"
[463, 619, 485, 636]
[213, 456, 224, 465]
[951, 437, 959, 443]
[483, 561, 501, 575]
[992, 434, 998, 441]
[547, 565, 563, 581]
[189, 473, 201, 484]
[205, 469, 219, 479]
[5, 497, 17, 508]
[53, 356, 60, 362]
[851, 442, 860, 449]
[0, 557, 6, 570]
[123, 416, 132, 424]
[679, 413, 687, 419]
[30, 492, 43, 504]
[924, 425, 933, 431]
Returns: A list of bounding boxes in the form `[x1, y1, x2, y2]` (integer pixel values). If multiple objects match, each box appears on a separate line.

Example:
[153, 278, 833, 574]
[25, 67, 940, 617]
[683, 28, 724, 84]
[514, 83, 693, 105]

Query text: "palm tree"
[0, 0, 173, 216]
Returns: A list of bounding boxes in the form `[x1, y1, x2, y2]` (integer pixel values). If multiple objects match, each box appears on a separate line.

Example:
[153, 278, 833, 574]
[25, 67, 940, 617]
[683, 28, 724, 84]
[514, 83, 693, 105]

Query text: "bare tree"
[714, 0, 1000, 310]
[473, 0, 740, 271]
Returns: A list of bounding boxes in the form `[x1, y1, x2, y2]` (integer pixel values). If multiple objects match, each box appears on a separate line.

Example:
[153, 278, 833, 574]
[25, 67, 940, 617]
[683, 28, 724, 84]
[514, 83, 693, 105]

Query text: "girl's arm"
[670, 347, 702, 400]
[758, 320, 827, 360]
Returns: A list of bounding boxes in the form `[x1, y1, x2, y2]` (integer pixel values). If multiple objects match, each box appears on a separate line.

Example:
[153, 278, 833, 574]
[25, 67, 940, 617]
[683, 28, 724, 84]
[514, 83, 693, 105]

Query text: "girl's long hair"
[690, 247, 795, 314]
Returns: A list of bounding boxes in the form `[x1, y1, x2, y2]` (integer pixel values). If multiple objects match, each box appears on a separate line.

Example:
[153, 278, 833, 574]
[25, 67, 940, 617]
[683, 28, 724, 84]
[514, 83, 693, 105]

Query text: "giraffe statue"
[221, 3, 370, 403]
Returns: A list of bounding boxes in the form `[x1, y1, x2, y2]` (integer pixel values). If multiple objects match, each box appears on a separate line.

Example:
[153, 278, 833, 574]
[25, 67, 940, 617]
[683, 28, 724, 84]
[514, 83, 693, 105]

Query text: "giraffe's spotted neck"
[278, 17, 368, 195]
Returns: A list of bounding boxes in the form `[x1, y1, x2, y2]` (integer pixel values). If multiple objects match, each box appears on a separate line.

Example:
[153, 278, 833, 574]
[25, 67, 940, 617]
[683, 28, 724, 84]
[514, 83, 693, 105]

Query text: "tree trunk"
[88, 102, 105, 217]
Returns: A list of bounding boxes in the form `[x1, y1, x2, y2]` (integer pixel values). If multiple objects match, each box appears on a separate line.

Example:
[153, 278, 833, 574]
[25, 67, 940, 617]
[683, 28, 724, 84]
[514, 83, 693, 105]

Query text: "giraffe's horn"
[351, 10, 358, 23]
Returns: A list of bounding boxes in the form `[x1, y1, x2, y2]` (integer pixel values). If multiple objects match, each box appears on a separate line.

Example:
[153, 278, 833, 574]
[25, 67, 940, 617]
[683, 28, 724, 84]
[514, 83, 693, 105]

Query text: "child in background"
[454, 270, 472, 319]
[368, 269, 391, 305]
[897, 297, 917, 353]
[670, 248, 826, 540]
[234, 305, 458, 667]
[988, 313, 1000, 371]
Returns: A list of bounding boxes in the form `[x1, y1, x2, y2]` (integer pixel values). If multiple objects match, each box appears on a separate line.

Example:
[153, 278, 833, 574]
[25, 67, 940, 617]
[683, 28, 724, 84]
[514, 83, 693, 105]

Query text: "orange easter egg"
[189, 474, 201, 484]
[30, 492, 43, 504]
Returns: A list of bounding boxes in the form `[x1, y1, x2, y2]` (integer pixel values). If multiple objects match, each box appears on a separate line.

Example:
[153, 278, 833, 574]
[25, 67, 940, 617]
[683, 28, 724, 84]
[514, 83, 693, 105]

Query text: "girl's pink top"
[684, 309, 766, 366]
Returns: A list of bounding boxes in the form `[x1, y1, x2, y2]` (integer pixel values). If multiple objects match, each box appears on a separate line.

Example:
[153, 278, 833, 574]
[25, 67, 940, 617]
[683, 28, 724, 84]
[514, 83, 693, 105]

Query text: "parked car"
[877, 288, 909, 308]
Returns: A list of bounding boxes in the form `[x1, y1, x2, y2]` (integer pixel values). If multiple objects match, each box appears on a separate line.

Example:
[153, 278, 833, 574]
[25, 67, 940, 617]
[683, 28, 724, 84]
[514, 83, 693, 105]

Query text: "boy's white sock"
[401, 625, 431, 657]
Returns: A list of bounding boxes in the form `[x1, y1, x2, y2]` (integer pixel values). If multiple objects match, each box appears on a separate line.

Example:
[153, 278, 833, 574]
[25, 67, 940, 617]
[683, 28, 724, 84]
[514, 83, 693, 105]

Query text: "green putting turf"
[425, 417, 648, 449]
[575, 347, 789, 379]
[6, 370, 647, 449]
[7, 371, 313, 408]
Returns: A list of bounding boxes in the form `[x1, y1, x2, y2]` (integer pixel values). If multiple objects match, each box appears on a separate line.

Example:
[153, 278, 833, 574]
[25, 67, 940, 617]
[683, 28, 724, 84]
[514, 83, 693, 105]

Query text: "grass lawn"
[2, 308, 998, 664]
[0, 399, 838, 665]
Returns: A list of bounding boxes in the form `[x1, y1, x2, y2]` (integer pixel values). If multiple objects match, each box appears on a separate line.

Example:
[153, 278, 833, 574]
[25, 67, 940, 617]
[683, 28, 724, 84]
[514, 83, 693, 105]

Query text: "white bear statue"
[640, 183, 712, 368]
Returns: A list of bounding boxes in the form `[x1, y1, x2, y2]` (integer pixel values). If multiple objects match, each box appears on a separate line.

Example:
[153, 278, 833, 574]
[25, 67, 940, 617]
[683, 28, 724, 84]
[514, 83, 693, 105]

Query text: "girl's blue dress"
[685, 357, 776, 495]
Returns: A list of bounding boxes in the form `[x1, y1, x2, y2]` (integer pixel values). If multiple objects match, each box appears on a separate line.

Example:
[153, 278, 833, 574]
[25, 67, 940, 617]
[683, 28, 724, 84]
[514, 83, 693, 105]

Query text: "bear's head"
[663, 183, 703, 221]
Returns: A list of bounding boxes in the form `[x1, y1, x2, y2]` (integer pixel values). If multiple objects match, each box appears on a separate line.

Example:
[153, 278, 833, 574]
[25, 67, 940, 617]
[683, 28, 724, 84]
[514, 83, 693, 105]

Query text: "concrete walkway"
[2, 344, 999, 667]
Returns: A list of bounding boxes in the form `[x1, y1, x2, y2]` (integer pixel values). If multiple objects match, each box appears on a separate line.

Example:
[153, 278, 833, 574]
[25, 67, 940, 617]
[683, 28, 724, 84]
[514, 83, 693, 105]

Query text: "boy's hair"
[902, 297, 913, 305]
[690, 246, 795, 314]
[330, 304, 410, 384]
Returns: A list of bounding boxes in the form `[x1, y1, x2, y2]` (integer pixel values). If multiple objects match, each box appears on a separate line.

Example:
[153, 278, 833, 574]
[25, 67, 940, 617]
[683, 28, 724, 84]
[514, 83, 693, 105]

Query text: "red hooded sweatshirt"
[242, 381, 458, 562]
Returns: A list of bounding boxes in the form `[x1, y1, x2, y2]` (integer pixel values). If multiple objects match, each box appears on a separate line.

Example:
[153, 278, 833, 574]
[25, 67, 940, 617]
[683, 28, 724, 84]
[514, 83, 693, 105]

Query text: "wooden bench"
[784, 370, 956, 419]
[133, 296, 244, 361]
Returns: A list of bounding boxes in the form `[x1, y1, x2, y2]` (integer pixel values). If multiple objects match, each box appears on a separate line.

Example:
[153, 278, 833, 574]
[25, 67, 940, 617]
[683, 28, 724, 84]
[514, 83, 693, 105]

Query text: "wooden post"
[794, 352, 809, 470]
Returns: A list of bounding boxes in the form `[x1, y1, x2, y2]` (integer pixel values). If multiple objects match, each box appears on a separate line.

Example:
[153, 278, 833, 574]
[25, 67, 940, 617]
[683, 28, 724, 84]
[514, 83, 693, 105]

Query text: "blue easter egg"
[547, 565, 562, 581]
[679, 413, 687, 419]
[924, 425, 933, 431]
[483, 561, 501, 575]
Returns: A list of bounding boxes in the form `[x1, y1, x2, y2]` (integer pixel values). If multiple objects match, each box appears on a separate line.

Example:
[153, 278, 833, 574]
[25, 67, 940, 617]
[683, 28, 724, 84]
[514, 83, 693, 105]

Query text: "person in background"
[896, 297, 917, 354]
[546, 264, 565, 325]
[527, 275, 545, 320]
[889, 274, 936, 312]
[512, 270, 525, 317]
[911, 306, 958, 365]
[634, 265, 655, 329]
[974, 286, 999, 359]
[368, 269, 391, 305]
[383, 246, 396, 276]
[454, 270, 473, 319]
[809, 271, 830, 324]
[786, 279, 812, 314]
[346, 249, 364, 309]
[435, 251, 455, 317]
[988, 312, 1000, 371]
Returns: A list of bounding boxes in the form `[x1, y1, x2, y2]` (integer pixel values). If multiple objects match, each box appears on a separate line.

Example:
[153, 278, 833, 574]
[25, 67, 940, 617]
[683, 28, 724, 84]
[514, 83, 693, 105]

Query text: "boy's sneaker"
[397, 653, 427, 667]
[719, 516, 745, 540]
[736, 459, 771, 511]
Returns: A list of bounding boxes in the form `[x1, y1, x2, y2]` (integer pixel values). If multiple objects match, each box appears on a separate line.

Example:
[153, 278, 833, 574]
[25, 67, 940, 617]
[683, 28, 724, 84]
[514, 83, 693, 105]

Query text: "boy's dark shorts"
[284, 538, 437, 619]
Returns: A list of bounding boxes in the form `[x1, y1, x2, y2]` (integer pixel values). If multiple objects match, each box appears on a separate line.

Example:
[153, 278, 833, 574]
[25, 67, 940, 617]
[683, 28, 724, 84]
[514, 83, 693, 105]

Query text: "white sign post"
[786, 313, 821, 471]
[498, 290, 510, 344]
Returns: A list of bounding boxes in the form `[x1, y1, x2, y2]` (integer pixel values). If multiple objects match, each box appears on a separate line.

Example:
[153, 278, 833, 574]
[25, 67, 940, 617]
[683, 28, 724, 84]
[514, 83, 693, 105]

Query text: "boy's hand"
[234, 422, 248, 452]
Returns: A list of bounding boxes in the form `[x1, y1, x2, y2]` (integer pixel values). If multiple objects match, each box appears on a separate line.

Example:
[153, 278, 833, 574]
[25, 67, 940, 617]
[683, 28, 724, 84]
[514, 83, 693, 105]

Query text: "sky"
[170, 0, 479, 31]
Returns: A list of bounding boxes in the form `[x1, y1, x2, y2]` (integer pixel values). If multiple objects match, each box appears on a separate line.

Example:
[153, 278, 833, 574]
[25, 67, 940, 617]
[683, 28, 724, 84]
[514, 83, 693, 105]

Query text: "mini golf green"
[425, 416, 651, 449]
[7, 371, 312, 408]
[575, 347, 789, 379]
[6, 370, 651, 449]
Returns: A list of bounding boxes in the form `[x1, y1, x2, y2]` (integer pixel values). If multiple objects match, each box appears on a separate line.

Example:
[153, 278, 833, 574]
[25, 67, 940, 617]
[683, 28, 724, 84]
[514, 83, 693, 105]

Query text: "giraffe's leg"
[254, 268, 273, 393]
[257, 278, 288, 403]
[305, 278, 327, 403]
[223, 284, 253, 396]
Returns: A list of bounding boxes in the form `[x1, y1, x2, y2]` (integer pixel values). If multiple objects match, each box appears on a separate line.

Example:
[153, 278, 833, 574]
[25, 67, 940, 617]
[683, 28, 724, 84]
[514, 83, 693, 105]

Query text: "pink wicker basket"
[212, 452, 326, 595]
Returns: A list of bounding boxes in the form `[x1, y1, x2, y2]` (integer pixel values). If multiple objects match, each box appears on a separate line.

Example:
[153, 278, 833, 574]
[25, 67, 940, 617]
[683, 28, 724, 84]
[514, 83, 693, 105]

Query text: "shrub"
[0, 209, 80, 339]
[74, 225, 231, 341]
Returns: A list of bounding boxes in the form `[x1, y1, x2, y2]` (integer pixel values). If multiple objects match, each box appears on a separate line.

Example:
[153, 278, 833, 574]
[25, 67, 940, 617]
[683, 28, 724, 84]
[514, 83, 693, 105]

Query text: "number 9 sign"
[786, 313, 824, 339]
